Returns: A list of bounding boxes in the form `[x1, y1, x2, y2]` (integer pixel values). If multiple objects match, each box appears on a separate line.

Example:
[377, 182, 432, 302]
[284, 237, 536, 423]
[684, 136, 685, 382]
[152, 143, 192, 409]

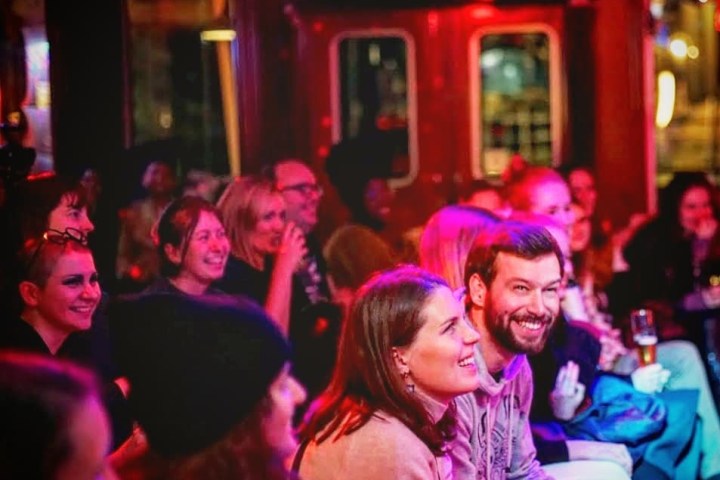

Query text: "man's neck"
[470, 308, 517, 375]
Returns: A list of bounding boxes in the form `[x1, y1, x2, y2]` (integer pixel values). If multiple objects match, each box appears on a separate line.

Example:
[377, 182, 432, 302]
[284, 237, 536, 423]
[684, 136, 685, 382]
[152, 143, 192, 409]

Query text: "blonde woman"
[418, 205, 500, 290]
[215, 175, 306, 334]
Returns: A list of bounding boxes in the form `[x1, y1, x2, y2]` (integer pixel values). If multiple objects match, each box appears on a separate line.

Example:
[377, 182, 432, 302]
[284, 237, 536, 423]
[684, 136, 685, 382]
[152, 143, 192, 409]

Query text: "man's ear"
[467, 273, 487, 308]
[164, 243, 182, 266]
[18, 281, 41, 307]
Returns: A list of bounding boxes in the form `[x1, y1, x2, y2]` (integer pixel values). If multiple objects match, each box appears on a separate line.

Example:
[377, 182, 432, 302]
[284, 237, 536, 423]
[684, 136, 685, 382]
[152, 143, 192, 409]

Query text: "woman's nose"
[461, 320, 481, 344]
[81, 282, 100, 300]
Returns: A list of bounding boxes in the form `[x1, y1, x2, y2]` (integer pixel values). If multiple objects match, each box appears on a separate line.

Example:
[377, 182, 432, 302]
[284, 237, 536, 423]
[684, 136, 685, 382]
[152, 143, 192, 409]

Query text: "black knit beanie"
[109, 293, 290, 457]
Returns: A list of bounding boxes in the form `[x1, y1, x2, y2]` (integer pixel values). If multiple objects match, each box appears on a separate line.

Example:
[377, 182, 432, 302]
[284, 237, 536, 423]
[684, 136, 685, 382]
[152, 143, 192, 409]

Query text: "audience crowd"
[2, 152, 720, 480]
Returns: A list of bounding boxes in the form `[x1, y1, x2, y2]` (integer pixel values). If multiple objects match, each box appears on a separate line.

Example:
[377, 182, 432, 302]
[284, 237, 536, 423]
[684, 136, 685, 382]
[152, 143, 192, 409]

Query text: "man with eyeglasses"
[271, 159, 340, 407]
[273, 159, 327, 302]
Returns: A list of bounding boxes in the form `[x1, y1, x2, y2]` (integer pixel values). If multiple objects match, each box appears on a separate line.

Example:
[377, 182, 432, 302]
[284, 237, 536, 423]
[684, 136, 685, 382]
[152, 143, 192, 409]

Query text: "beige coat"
[298, 398, 452, 480]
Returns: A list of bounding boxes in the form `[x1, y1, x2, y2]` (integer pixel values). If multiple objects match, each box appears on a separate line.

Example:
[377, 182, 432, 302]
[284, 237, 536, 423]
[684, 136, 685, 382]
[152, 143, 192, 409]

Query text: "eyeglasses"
[40, 228, 87, 247]
[24, 228, 88, 274]
[279, 182, 323, 197]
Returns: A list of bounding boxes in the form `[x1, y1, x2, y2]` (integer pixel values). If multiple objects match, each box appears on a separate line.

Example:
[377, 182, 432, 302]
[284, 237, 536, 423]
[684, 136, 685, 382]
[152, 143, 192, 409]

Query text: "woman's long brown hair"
[299, 265, 456, 456]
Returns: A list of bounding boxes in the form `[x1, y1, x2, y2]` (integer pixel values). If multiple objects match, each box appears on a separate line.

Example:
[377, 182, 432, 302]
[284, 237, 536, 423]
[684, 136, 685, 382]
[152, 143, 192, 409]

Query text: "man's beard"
[485, 297, 555, 355]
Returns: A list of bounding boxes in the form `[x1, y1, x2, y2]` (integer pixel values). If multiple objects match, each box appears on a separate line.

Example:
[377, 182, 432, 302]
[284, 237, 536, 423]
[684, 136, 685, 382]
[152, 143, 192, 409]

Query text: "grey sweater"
[450, 350, 552, 480]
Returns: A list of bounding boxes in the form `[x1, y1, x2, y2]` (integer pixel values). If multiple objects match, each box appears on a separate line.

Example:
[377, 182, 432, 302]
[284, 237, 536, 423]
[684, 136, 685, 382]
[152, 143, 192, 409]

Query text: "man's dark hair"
[464, 221, 564, 289]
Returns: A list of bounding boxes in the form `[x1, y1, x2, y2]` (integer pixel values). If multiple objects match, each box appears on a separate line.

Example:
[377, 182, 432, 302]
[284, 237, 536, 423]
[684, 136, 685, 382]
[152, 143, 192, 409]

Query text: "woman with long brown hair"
[295, 265, 481, 479]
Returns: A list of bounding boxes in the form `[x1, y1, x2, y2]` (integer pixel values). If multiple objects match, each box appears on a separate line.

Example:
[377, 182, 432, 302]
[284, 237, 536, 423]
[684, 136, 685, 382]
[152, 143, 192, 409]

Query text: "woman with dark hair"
[295, 265, 481, 479]
[6, 172, 94, 241]
[0, 233, 132, 449]
[0, 173, 93, 310]
[622, 172, 720, 335]
[109, 293, 306, 480]
[1, 234, 101, 355]
[144, 196, 229, 295]
[0, 351, 116, 480]
[621, 172, 720, 430]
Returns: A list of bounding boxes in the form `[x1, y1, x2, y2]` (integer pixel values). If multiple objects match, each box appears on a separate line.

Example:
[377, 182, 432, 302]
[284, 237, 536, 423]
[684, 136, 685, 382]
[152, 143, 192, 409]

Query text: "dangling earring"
[401, 368, 415, 393]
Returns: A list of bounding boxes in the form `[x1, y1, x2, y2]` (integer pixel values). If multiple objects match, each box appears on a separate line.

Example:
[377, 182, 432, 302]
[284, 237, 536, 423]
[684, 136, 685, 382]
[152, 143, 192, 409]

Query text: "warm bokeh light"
[669, 38, 688, 58]
[655, 70, 675, 129]
[200, 29, 236, 42]
[687, 45, 699, 59]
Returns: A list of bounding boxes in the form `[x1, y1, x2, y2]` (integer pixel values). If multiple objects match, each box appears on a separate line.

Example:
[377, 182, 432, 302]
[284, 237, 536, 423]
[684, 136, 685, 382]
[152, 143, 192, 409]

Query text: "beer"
[630, 309, 657, 366]
[634, 333, 658, 366]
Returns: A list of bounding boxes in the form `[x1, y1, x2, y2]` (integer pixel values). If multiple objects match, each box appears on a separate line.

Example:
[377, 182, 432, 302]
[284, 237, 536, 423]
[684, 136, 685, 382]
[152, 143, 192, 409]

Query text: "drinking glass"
[630, 309, 657, 366]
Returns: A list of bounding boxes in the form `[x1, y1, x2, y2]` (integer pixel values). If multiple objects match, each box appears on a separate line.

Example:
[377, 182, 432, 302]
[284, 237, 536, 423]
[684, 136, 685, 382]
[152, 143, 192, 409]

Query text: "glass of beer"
[630, 309, 657, 366]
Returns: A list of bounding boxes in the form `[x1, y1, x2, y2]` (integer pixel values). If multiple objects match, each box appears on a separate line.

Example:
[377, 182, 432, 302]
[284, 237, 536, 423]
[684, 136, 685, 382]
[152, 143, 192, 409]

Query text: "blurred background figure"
[567, 166, 598, 219]
[116, 160, 177, 292]
[622, 171, 720, 406]
[457, 179, 509, 218]
[109, 293, 306, 480]
[80, 168, 103, 216]
[418, 204, 501, 291]
[504, 166, 575, 232]
[181, 170, 229, 203]
[0, 111, 36, 199]
[0, 351, 116, 480]
[322, 137, 397, 313]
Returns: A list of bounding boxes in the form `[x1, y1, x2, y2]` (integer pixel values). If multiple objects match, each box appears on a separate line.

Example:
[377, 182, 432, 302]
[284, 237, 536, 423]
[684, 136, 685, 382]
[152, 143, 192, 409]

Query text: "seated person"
[420, 205, 630, 479]
[145, 195, 229, 296]
[295, 266, 482, 479]
[322, 136, 398, 309]
[0, 173, 93, 313]
[116, 160, 176, 289]
[0, 351, 116, 480]
[620, 173, 720, 406]
[215, 175, 306, 335]
[0, 232, 131, 448]
[216, 174, 341, 404]
[418, 204, 501, 291]
[109, 293, 306, 480]
[524, 214, 720, 479]
[529, 316, 703, 480]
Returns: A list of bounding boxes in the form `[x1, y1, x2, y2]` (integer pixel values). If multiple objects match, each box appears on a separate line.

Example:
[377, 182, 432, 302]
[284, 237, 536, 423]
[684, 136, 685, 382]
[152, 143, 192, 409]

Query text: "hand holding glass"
[630, 309, 657, 366]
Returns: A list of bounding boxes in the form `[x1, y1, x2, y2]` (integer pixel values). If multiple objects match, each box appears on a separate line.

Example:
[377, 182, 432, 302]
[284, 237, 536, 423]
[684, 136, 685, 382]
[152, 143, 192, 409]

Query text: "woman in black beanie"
[109, 293, 306, 480]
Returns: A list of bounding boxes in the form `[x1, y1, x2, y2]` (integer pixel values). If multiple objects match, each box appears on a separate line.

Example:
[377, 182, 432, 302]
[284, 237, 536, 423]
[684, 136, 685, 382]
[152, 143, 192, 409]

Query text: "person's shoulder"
[349, 412, 427, 451]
